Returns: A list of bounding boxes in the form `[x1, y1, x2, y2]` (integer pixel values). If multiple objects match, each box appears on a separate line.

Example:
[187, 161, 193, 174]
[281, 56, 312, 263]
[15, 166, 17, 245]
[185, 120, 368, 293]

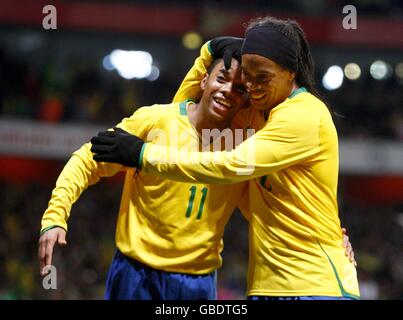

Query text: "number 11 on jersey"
[185, 186, 208, 219]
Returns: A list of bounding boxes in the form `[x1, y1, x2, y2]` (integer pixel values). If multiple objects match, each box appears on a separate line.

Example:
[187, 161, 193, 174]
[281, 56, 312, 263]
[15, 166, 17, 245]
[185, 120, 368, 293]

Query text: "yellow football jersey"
[41, 102, 246, 274]
[141, 90, 360, 298]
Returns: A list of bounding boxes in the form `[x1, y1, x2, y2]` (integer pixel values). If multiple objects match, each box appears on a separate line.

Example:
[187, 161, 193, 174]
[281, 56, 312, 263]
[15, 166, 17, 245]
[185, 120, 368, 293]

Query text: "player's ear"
[288, 71, 296, 82]
[200, 73, 209, 91]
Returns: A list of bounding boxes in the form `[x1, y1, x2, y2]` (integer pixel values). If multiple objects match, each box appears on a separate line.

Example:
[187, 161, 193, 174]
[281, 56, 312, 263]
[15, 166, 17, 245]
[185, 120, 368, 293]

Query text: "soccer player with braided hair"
[92, 16, 360, 300]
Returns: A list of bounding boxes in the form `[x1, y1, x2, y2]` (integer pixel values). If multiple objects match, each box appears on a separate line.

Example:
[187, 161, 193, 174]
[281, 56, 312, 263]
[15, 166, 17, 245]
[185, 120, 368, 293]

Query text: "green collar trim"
[288, 87, 307, 99]
[179, 101, 187, 115]
[139, 143, 146, 170]
[207, 40, 214, 55]
[179, 99, 195, 116]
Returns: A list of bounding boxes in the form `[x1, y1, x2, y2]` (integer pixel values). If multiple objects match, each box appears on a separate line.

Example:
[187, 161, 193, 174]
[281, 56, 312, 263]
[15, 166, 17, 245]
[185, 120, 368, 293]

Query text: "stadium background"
[0, 0, 402, 300]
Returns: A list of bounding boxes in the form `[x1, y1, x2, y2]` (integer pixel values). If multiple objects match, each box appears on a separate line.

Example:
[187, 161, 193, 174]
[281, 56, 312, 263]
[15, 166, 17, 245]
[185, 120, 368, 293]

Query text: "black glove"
[210, 36, 244, 69]
[90, 127, 144, 168]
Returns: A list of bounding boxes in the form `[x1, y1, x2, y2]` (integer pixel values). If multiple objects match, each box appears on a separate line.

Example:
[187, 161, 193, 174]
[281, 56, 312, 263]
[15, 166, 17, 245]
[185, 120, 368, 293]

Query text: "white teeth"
[251, 94, 265, 100]
[214, 97, 231, 108]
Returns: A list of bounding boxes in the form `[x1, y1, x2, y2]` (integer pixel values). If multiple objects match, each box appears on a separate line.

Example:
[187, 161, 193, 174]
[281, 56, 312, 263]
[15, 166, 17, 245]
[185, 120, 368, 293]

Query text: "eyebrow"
[219, 68, 230, 75]
[241, 67, 274, 77]
[255, 71, 274, 77]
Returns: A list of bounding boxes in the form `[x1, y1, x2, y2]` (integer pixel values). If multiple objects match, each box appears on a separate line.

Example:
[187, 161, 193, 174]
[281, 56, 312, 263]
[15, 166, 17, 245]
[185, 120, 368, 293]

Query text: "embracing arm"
[141, 106, 320, 184]
[172, 41, 213, 103]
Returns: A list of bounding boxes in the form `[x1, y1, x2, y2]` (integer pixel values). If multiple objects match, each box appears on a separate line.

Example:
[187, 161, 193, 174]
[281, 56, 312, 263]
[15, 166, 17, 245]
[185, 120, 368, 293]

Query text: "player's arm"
[38, 227, 66, 276]
[172, 41, 213, 103]
[39, 106, 158, 275]
[39, 143, 124, 274]
[141, 108, 320, 184]
[40, 106, 159, 234]
[40, 143, 124, 233]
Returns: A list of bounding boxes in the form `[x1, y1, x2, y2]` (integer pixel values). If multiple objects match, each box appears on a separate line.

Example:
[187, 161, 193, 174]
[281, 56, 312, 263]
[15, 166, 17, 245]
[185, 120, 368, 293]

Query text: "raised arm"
[173, 37, 244, 103]
[172, 41, 213, 103]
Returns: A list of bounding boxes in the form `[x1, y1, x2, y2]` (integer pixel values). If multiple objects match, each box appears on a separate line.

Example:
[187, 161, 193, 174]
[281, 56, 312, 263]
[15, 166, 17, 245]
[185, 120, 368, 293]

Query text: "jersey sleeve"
[115, 105, 162, 139]
[172, 41, 214, 103]
[41, 105, 160, 233]
[41, 143, 124, 233]
[141, 105, 321, 184]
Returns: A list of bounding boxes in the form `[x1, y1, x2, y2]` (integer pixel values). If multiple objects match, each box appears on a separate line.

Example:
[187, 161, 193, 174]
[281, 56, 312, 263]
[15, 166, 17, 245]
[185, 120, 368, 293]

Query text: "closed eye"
[216, 75, 226, 83]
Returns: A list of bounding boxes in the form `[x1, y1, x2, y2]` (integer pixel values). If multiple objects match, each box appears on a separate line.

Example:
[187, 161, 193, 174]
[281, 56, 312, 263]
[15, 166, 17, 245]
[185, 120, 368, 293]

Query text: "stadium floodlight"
[397, 213, 403, 229]
[370, 60, 392, 80]
[395, 62, 403, 80]
[322, 65, 344, 90]
[146, 66, 160, 82]
[344, 63, 361, 80]
[102, 55, 114, 71]
[103, 49, 154, 80]
[182, 32, 203, 50]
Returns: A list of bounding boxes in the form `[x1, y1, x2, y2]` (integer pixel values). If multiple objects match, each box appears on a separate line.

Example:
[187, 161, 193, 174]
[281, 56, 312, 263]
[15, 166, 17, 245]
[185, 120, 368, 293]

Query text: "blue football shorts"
[105, 250, 217, 300]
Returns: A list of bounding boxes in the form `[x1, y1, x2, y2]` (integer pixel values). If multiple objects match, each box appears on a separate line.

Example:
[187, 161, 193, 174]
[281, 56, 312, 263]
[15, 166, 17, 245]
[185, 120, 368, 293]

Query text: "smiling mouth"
[250, 93, 266, 101]
[213, 97, 232, 108]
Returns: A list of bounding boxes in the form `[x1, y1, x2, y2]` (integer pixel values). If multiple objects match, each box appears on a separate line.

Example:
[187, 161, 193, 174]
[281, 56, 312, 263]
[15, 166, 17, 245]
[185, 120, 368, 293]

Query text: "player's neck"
[188, 102, 230, 135]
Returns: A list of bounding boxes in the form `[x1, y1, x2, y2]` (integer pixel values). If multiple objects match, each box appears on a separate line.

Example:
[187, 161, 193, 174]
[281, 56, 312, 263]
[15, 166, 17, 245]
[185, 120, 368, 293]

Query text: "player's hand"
[210, 36, 244, 70]
[38, 227, 67, 276]
[342, 227, 357, 267]
[91, 127, 145, 168]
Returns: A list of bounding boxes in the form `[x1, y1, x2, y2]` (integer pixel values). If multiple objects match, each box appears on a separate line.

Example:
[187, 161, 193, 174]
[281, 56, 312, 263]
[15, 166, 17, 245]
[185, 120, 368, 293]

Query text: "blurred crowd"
[0, 181, 118, 299]
[0, 47, 177, 127]
[0, 180, 402, 300]
[330, 79, 403, 140]
[338, 192, 403, 299]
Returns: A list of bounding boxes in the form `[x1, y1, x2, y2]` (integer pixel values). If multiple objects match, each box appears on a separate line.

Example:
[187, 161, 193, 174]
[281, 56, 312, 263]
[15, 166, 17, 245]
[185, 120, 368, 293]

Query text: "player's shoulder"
[287, 90, 323, 108]
[298, 92, 334, 127]
[132, 102, 182, 121]
[133, 102, 176, 115]
[296, 91, 329, 115]
[275, 91, 328, 120]
[265, 92, 329, 138]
